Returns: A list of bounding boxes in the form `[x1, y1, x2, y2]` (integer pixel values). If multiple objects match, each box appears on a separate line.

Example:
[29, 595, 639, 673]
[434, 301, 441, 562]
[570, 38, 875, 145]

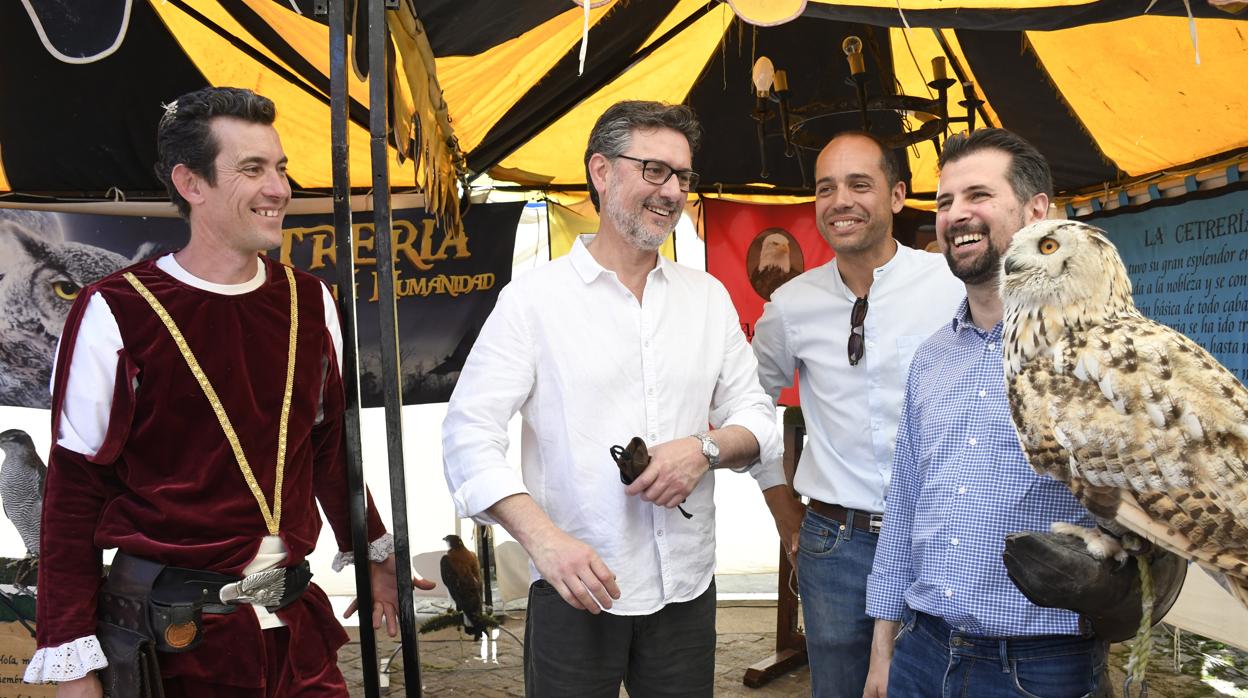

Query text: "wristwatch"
[694, 431, 720, 468]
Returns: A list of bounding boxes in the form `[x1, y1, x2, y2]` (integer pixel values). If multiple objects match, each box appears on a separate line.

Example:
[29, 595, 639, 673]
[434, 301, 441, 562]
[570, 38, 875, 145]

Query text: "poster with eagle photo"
[703, 198, 834, 406]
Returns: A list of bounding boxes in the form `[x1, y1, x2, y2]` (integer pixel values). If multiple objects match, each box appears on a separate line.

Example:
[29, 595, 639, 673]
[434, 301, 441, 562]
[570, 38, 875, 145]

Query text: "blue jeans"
[797, 507, 878, 698]
[888, 608, 1108, 697]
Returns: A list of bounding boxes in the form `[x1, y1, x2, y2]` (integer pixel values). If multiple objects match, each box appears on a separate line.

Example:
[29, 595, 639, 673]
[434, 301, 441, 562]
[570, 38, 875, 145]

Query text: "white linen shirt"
[751, 244, 965, 512]
[442, 236, 780, 615]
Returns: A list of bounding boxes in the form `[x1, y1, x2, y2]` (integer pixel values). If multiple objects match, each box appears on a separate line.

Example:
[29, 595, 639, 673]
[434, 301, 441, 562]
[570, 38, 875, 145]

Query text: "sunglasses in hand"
[609, 437, 693, 519]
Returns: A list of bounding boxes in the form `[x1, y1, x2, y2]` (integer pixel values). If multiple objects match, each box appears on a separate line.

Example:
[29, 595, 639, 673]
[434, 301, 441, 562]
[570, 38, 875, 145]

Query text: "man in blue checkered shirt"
[864, 128, 1107, 697]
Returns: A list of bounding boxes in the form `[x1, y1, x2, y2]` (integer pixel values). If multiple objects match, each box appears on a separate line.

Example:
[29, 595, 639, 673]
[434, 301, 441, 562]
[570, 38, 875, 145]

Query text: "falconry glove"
[1003, 530, 1187, 642]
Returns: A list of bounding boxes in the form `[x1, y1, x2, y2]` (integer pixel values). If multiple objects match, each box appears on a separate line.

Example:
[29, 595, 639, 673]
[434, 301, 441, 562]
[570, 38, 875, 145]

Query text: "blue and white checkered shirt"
[866, 300, 1095, 637]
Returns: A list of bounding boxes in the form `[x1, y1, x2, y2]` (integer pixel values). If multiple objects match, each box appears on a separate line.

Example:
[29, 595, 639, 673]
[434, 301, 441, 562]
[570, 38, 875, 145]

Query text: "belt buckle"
[218, 568, 287, 607]
[869, 514, 884, 533]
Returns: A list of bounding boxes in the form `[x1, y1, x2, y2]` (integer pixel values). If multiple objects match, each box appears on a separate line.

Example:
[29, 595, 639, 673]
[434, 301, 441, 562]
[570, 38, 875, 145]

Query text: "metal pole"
[327, 1, 380, 696]
[366, 0, 422, 693]
[475, 524, 494, 613]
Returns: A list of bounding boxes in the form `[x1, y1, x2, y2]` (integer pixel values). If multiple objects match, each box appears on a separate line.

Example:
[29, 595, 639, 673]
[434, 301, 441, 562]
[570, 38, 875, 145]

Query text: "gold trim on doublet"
[124, 265, 299, 536]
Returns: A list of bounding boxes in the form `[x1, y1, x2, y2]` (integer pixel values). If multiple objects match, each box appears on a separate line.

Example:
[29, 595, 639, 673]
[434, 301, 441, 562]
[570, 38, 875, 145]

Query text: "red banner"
[704, 198, 834, 405]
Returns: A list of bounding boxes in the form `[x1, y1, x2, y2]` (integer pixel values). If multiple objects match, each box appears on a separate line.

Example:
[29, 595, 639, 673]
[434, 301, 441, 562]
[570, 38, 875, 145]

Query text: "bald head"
[818, 132, 900, 189]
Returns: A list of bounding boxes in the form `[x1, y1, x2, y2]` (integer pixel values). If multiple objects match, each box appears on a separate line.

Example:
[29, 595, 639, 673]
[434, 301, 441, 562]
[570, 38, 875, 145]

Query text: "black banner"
[0, 203, 522, 408]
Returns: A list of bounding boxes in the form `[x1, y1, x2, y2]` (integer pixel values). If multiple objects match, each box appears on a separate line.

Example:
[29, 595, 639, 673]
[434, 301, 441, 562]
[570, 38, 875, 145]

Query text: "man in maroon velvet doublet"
[27, 87, 420, 697]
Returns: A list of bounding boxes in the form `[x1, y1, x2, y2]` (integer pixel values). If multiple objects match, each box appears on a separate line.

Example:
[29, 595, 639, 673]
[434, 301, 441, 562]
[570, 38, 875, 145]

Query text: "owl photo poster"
[0, 204, 522, 409]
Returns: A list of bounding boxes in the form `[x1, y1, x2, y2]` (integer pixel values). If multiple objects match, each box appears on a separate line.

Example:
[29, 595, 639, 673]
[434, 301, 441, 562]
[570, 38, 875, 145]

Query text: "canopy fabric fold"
[2, 0, 1246, 205]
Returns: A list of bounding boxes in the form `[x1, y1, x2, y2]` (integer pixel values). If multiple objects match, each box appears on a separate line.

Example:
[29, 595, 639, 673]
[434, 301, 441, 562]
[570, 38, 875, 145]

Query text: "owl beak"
[1003, 258, 1022, 276]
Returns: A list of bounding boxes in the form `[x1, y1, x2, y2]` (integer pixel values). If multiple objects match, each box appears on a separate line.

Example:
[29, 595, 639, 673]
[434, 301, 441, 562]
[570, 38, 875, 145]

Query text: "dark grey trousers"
[523, 578, 717, 697]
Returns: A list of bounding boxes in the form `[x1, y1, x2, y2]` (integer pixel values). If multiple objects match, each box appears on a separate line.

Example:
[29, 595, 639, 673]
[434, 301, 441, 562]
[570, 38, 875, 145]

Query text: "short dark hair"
[154, 87, 278, 219]
[584, 101, 702, 212]
[938, 128, 1053, 204]
[825, 131, 902, 188]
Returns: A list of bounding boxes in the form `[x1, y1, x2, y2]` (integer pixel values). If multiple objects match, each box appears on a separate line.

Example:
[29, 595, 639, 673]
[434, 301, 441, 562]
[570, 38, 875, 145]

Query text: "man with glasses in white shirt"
[442, 100, 780, 697]
[751, 131, 965, 697]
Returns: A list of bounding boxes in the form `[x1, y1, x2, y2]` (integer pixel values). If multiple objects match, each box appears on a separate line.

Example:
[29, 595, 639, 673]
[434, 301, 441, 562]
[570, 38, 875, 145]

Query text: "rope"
[1123, 553, 1155, 698]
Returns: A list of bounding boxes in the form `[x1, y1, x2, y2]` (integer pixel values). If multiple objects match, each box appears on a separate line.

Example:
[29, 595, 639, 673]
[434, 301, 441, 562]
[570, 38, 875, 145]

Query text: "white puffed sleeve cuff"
[331, 532, 395, 572]
[24, 635, 108, 683]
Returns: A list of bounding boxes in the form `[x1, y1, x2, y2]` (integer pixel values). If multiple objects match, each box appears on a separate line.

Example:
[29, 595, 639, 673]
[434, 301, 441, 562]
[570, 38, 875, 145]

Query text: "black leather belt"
[808, 500, 884, 534]
[153, 559, 312, 614]
[96, 552, 314, 693]
[110, 552, 312, 615]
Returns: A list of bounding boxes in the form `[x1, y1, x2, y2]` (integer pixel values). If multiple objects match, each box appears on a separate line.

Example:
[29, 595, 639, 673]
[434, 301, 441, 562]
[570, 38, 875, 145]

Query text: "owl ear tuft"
[0, 221, 51, 262]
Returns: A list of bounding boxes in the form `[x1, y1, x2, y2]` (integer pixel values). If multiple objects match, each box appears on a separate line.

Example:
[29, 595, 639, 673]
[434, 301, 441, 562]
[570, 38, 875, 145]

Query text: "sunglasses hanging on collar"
[848, 295, 869, 366]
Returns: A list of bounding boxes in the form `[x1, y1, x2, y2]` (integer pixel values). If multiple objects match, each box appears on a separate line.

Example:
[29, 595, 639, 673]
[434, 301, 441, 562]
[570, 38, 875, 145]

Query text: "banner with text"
[0, 203, 522, 408]
[1086, 184, 1248, 384]
[703, 198, 835, 406]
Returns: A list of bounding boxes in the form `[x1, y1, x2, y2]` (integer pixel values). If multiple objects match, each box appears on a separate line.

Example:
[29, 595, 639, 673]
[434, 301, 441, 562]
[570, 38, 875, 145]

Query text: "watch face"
[702, 435, 720, 462]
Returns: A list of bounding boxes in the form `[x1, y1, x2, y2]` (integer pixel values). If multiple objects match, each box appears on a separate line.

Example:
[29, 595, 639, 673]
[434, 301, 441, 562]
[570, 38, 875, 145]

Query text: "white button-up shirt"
[443, 236, 780, 615]
[751, 244, 964, 512]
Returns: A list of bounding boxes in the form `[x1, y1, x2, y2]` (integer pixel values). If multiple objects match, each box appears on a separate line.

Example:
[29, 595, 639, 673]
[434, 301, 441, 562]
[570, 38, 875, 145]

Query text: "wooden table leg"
[742, 542, 807, 687]
[743, 411, 808, 688]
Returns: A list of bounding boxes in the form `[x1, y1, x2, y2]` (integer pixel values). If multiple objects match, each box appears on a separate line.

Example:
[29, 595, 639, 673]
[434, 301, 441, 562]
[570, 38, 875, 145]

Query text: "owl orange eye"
[1038, 237, 1060, 255]
[52, 280, 80, 301]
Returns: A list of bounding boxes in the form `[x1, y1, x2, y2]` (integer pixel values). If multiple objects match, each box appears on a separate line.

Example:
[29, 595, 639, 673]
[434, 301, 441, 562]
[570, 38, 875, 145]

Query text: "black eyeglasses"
[848, 296, 869, 366]
[615, 154, 700, 192]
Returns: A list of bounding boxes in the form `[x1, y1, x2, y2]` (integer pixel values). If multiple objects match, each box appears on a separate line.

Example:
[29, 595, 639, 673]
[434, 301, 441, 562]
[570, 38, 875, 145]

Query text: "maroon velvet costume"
[36, 255, 385, 690]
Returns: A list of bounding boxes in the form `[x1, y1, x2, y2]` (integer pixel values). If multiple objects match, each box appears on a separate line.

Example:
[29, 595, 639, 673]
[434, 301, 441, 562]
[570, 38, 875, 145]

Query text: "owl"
[1000, 219, 1248, 610]
[0, 215, 130, 408]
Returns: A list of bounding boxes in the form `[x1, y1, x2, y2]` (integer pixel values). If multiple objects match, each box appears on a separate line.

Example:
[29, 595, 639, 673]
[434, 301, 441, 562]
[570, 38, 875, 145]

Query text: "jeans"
[523, 578, 716, 697]
[888, 608, 1108, 697]
[797, 507, 879, 698]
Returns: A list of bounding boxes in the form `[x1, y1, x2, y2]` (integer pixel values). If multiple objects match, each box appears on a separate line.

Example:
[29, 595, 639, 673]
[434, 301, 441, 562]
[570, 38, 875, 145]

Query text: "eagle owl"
[1001, 219, 1248, 609]
[0, 214, 130, 408]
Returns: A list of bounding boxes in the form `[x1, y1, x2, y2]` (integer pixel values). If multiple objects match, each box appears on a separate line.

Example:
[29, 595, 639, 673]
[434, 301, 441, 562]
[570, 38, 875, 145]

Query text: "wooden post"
[743, 408, 808, 687]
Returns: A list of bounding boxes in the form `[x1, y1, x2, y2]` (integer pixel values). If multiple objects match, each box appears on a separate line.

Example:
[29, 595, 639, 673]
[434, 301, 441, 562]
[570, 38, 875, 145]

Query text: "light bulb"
[752, 56, 775, 95]
[843, 36, 865, 75]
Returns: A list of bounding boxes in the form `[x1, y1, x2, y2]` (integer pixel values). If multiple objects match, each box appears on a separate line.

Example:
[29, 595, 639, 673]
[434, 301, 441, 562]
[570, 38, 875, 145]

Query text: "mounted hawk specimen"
[0, 429, 45, 558]
[1000, 219, 1248, 612]
[0, 428, 45, 590]
[440, 534, 485, 640]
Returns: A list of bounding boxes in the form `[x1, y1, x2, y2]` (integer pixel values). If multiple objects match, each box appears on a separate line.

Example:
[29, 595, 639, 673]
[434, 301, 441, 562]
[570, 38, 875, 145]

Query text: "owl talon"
[1120, 532, 1150, 557]
[1050, 522, 1126, 562]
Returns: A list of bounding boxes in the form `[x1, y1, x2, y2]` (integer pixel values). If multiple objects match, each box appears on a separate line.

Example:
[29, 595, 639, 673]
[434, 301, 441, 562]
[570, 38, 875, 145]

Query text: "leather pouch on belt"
[148, 601, 204, 653]
[98, 621, 164, 698]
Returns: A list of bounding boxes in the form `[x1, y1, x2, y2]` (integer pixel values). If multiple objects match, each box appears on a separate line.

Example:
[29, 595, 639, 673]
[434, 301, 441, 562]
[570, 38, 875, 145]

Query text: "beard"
[604, 194, 677, 252]
[944, 220, 1002, 285]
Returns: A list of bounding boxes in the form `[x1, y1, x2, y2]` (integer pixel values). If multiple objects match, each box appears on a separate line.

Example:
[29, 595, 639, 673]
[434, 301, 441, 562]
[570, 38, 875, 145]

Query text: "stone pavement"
[339, 602, 810, 697]
[340, 602, 1225, 697]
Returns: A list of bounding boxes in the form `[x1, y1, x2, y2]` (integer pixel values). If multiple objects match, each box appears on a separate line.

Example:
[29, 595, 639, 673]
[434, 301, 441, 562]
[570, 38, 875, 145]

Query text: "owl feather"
[1001, 219, 1248, 609]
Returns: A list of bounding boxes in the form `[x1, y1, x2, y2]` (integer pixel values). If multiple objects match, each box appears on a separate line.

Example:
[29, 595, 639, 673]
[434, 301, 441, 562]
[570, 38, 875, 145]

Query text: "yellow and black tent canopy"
[2, 0, 1245, 203]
